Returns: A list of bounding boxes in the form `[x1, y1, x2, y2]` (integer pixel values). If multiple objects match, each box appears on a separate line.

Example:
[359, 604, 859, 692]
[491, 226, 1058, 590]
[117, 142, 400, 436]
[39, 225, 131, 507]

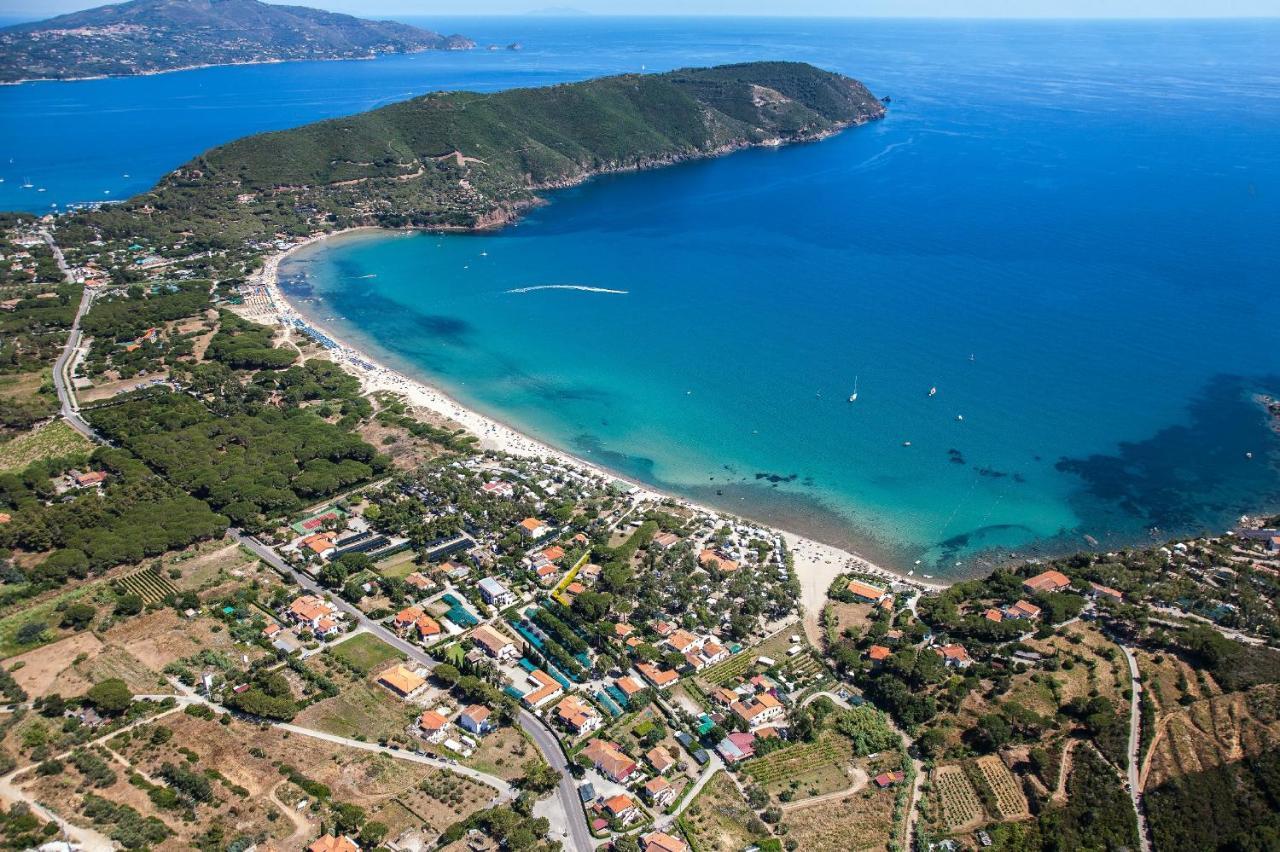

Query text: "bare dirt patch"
[7, 632, 104, 696]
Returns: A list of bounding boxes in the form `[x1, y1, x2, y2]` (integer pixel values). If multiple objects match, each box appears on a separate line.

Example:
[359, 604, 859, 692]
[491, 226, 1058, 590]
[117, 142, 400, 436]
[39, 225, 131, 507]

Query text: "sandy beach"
[243, 229, 948, 638]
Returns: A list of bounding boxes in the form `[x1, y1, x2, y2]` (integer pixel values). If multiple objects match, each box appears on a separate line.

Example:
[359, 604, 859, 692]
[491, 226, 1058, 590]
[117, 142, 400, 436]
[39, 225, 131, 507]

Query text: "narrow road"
[231, 529, 595, 852]
[0, 702, 189, 852]
[276, 723, 514, 802]
[42, 229, 100, 442]
[652, 755, 725, 833]
[1120, 644, 1152, 852]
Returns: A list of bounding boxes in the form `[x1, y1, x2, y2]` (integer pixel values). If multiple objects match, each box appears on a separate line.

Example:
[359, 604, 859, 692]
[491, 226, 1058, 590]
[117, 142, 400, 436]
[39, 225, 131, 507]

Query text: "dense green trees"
[86, 678, 133, 714]
[82, 280, 210, 343]
[0, 450, 227, 572]
[89, 391, 386, 529]
[204, 311, 296, 370]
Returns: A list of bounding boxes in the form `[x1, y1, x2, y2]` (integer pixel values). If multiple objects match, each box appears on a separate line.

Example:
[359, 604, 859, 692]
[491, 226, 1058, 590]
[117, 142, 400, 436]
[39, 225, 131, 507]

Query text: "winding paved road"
[231, 530, 595, 852]
[42, 229, 99, 441]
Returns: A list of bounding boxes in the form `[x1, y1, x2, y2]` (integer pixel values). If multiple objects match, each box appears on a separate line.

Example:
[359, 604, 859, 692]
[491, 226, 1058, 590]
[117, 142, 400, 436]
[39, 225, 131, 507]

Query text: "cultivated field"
[742, 730, 855, 799]
[934, 764, 985, 831]
[330, 632, 403, 674]
[19, 712, 482, 850]
[0, 418, 92, 472]
[976, 754, 1029, 820]
[294, 677, 419, 742]
[1142, 683, 1280, 791]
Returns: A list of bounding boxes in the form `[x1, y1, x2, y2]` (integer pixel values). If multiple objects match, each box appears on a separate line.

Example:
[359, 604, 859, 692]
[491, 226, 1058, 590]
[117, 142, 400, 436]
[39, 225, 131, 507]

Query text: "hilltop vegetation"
[0, 0, 472, 83]
[83, 62, 884, 248]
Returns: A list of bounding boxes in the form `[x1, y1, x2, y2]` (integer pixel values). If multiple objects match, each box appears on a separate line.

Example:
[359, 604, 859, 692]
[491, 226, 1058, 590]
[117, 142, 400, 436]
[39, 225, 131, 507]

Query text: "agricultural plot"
[0, 419, 92, 472]
[935, 764, 985, 831]
[976, 755, 1029, 820]
[700, 651, 754, 686]
[742, 731, 854, 797]
[698, 631, 795, 687]
[114, 567, 177, 604]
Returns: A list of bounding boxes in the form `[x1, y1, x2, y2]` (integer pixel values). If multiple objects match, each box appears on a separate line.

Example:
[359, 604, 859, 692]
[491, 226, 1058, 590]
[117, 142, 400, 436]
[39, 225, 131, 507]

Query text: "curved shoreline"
[242, 227, 948, 612]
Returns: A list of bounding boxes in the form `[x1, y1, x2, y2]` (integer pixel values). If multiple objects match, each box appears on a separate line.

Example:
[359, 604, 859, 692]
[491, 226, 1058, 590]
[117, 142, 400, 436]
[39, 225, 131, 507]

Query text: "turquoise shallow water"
[278, 20, 1280, 575]
[2, 17, 1277, 575]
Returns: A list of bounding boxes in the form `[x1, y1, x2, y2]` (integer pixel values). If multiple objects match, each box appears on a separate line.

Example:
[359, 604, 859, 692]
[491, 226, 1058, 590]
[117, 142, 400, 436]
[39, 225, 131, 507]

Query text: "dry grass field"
[679, 771, 770, 851]
[782, 783, 896, 851]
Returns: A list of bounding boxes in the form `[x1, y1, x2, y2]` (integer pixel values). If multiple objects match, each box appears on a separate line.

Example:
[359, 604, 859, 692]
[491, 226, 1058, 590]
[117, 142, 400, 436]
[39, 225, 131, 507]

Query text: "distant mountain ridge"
[0, 0, 473, 83]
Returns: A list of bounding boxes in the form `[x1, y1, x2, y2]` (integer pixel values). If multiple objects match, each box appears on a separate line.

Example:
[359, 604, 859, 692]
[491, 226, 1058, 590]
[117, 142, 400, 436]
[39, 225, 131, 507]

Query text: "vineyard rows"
[976, 755, 1029, 819]
[115, 568, 178, 604]
[935, 764, 984, 830]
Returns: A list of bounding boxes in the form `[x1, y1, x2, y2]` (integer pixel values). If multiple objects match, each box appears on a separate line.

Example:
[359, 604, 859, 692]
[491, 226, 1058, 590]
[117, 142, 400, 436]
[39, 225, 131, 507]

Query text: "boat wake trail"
[506, 285, 628, 295]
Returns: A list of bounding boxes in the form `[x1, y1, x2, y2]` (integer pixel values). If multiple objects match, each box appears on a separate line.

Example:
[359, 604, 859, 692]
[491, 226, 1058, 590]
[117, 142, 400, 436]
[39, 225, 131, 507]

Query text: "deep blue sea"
[4, 18, 1279, 574]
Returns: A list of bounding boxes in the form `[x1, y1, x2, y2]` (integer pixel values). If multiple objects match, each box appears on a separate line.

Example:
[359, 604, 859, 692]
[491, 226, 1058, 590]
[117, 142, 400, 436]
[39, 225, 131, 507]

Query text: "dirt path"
[781, 766, 869, 811]
[268, 778, 314, 847]
[1053, 739, 1078, 802]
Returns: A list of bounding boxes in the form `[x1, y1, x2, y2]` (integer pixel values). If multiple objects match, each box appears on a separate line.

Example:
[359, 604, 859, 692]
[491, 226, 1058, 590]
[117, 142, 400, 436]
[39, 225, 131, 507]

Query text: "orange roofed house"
[603, 793, 641, 824]
[297, 531, 337, 560]
[636, 662, 679, 690]
[287, 595, 341, 637]
[417, 709, 450, 743]
[730, 692, 785, 729]
[393, 606, 425, 631]
[554, 694, 602, 735]
[847, 579, 888, 604]
[938, 643, 972, 669]
[582, 738, 638, 784]
[1089, 582, 1124, 604]
[415, 613, 442, 640]
[518, 668, 562, 708]
[642, 831, 689, 852]
[308, 835, 358, 852]
[614, 675, 645, 701]
[1022, 569, 1071, 595]
[519, 517, 551, 539]
[377, 665, 427, 698]
[643, 775, 675, 808]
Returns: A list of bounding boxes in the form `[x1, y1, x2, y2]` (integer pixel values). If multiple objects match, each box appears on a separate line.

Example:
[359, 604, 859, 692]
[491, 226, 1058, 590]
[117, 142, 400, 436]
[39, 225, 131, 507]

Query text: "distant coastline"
[0, 51, 414, 87]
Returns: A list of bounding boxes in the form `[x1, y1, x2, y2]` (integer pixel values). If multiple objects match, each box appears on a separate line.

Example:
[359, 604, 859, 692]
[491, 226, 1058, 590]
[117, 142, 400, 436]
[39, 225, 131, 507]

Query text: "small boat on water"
[928, 386, 937, 397]
[21, 177, 33, 188]
[848, 376, 859, 403]
[902, 440, 912, 447]
[956, 414, 964, 422]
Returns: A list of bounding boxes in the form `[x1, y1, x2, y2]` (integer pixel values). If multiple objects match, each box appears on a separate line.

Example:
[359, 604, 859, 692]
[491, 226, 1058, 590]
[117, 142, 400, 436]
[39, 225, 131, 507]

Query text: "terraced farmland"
[114, 567, 178, 604]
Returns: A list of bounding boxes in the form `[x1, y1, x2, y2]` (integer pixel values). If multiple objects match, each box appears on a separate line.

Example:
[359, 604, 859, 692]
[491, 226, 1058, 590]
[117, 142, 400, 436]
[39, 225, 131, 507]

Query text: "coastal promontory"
[85, 61, 885, 244]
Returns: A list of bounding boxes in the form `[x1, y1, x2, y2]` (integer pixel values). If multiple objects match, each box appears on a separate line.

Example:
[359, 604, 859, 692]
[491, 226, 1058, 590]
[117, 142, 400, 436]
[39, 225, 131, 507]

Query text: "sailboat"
[847, 376, 859, 403]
